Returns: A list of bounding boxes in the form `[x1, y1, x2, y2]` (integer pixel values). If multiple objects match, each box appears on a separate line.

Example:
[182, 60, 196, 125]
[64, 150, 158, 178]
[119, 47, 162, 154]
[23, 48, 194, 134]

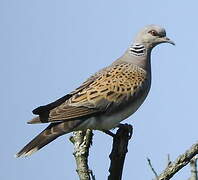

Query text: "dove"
[15, 25, 174, 157]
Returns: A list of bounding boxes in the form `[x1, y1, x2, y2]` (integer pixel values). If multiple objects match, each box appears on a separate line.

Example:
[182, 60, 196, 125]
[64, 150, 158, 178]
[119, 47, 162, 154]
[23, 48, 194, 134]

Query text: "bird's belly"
[98, 96, 147, 130]
[77, 89, 149, 131]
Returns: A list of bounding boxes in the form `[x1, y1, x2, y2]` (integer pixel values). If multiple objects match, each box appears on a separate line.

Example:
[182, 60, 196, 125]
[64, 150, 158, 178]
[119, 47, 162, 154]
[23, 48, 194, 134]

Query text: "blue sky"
[1, 0, 198, 179]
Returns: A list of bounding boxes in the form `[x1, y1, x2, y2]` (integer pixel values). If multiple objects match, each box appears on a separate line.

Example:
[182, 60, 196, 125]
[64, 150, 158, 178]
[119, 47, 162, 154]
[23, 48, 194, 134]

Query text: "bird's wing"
[48, 63, 147, 122]
[32, 66, 108, 116]
[30, 67, 108, 124]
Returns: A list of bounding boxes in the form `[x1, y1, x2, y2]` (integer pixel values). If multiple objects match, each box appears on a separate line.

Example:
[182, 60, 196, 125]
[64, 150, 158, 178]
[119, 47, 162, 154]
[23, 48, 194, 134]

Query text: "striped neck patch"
[129, 43, 146, 57]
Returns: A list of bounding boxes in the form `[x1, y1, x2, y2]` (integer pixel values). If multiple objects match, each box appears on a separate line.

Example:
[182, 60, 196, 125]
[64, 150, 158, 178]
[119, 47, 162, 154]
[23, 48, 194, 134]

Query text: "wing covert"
[48, 63, 148, 122]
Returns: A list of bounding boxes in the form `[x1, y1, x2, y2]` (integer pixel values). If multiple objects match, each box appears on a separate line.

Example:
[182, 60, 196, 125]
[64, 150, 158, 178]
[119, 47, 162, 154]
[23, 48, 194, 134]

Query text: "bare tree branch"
[166, 154, 171, 167]
[70, 129, 94, 180]
[147, 157, 158, 178]
[156, 141, 198, 180]
[108, 124, 133, 180]
[188, 156, 198, 180]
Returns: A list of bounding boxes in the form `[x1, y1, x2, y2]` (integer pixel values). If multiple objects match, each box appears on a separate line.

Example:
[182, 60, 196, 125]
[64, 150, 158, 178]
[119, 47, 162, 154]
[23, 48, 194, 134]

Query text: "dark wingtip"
[32, 94, 72, 115]
[32, 106, 45, 115]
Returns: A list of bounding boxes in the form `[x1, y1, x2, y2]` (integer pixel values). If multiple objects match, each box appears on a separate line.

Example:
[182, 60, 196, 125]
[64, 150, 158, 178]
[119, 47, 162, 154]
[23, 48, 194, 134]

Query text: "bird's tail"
[15, 123, 64, 158]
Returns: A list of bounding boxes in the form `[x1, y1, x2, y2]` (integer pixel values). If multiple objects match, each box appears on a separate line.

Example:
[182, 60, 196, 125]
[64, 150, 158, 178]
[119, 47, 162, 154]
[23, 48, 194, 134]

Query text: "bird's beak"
[161, 37, 175, 45]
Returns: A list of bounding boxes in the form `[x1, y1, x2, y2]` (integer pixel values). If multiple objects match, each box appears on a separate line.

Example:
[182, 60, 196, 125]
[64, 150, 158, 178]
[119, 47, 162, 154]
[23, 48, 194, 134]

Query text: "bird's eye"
[148, 30, 158, 36]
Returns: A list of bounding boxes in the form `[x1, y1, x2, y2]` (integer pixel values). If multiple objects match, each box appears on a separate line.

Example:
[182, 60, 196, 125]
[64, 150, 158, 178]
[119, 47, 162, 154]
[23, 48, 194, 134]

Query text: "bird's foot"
[117, 123, 133, 139]
[102, 130, 115, 137]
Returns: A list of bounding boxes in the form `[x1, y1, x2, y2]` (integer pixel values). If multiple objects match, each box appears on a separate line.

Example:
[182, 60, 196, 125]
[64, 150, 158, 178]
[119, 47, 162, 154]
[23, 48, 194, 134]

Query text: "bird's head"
[134, 25, 175, 49]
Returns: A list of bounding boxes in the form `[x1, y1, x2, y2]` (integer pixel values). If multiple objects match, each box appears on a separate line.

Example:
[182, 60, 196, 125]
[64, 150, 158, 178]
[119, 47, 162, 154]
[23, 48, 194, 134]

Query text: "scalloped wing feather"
[48, 63, 147, 122]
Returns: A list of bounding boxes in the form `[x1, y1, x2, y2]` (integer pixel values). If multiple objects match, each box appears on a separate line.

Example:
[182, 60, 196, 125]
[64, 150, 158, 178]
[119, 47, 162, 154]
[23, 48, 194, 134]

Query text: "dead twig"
[156, 142, 198, 180]
[147, 157, 159, 179]
[108, 124, 133, 180]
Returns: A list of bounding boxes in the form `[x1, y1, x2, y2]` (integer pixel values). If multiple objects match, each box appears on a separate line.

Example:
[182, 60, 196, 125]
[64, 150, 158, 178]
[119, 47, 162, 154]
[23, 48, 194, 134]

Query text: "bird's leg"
[117, 123, 133, 139]
[102, 123, 133, 138]
[117, 123, 124, 128]
[102, 130, 115, 137]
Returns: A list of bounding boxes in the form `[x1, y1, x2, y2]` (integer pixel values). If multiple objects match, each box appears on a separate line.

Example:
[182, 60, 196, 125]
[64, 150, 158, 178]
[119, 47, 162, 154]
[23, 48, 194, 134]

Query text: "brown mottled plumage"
[46, 63, 147, 122]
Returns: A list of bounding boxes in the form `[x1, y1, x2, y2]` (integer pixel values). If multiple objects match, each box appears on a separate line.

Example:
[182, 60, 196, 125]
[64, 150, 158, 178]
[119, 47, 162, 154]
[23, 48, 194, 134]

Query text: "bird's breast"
[77, 85, 150, 131]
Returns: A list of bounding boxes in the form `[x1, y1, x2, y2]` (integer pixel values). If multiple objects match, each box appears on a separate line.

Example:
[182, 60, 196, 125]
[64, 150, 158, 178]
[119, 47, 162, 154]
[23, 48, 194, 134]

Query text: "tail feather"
[27, 116, 43, 124]
[15, 123, 63, 158]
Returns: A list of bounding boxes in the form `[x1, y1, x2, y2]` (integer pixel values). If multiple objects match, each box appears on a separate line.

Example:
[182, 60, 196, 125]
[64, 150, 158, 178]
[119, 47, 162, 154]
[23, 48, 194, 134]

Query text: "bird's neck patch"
[129, 43, 146, 57]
